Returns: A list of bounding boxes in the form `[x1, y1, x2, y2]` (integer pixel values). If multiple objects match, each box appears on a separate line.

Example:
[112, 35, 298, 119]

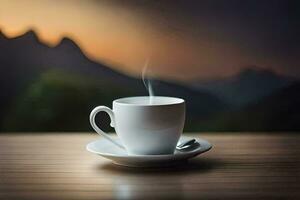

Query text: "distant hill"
[0, 30, 139, 126]
[202, 82, 300, 131]
[192, 68, 296, 107]
[0, 30, 226, 131]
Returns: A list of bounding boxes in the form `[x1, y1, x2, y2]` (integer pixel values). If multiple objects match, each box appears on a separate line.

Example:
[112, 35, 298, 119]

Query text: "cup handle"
[89, 106, 124, 149]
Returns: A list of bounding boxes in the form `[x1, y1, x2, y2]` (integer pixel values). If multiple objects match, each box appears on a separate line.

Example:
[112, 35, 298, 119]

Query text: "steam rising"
[142, 59, 154, 104]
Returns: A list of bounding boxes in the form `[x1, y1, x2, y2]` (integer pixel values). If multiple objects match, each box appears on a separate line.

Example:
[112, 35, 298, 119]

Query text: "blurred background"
[0, 0, 299, 132]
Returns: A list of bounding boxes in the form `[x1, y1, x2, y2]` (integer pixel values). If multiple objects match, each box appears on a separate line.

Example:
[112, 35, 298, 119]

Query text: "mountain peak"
[55, 36, 80, 49]
[18, 30, 40, 41]
[0, 29, 42, 44]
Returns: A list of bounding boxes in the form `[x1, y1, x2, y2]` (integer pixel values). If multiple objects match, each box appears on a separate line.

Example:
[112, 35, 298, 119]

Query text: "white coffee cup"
[90, 96, 185, 155]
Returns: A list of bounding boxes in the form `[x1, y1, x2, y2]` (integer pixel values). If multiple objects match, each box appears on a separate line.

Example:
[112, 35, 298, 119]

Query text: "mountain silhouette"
[0, 30, 226, 131]
[209, 82, 300, 131]
[192, 67, 296, 107]
[0, 30, 133, 125]
[247, 82, 300, 130]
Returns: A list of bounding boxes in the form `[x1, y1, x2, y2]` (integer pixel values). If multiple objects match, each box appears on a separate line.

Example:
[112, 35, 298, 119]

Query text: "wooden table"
[0, 133, 299, 200]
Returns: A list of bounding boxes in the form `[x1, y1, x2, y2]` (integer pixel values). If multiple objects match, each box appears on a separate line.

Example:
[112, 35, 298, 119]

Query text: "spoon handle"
[177, 138, 196, 148]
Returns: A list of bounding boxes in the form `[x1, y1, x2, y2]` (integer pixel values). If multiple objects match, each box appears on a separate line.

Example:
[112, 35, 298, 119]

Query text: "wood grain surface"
[0, 133, 299, 200]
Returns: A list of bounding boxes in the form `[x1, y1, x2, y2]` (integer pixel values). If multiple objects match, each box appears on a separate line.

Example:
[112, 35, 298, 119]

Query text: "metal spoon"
[176, 138, 197, 150]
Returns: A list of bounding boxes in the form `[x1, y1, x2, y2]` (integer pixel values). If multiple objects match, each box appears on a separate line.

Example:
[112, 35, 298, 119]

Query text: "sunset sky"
[0, 0, 299, 81]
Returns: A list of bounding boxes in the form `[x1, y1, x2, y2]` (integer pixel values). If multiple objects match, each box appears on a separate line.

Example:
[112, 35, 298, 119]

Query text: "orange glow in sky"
[0, 0, 295, 81]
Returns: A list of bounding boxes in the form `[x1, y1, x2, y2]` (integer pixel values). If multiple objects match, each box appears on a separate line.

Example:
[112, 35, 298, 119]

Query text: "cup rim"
[113, 96, 185, 106]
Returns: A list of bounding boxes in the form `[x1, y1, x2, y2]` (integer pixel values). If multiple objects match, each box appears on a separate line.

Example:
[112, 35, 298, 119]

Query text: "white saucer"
[86, 136, 212, 167]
